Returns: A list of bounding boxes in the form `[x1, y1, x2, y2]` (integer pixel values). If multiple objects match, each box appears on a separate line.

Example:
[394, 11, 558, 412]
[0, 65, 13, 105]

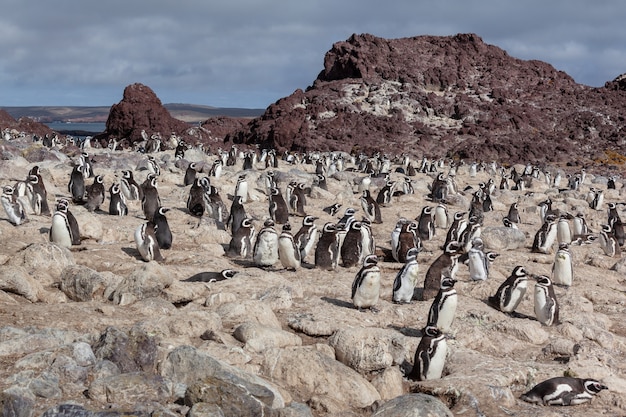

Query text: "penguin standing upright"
[234, 175, 248, 204]
[360, 190, 382, 224]
[293, 215, 318, 263]
[507, 202, 521, 224]
[28, 172, 50, 216]
[422, 241, 463, 300]
[396, 221, 421, 263]
[556, 215, 572, 244]
[186, 177, 207, 217]
[341, 221, 364, 268]
[376, 180, 396, 206]
[487, 266, 530, 314]
[464, 237, 489, 281]
[359, 219, 375, 260]
[552, 243, 573, 287]
[1, 185, 27, 226]
[49, 201, 80, 248]
[141, 174, 161, 222]
[408, 325, 447, 381]
[120, 170, 143, 201]
[572, 212, 590, 236]
[444, 211, 467, 248]
[227, 195, 247, 235]
[401, 176, 414, 195]
[289, 182, 307, 216]
[323, 202, 342, 216]
[146, 155, 161, 176]
[599, 224, 621, 257]
[68, 164, 85, 204]
[532, 214, 558, 254]
[134, 221, 163, 262]
[183, 162, 198, 186]
[84, 175, 105, 212]
[391, 218, 408, 262]
[253, 219, 279, 268]
[351, 254, 381, 311]
[108, 183, 128, 216]
[268, 187, 289, 224]
[520, 377, 608, 406]
[315, 222, 339, 270]
[533, 274, 559, 326]
[433, 203, 449, 229]
[607, 202, 625, 246]
[392, 247, 420, 304]
[315, 174, 328, 191]
[56, 199, 80, 246]
[278, 223, 301, 270]
[204, 181, 229, 227]
[227, 217, 255, 258]
[417, 206, 435, 241]
[153, 207, 173, 250]
[427, 276, 458, 333]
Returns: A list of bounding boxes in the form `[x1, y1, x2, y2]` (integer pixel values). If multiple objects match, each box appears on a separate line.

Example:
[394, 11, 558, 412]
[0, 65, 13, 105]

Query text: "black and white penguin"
[434, 203, 449, 229]
[289, 182, 307, 217]
[392, 247, 420, 304]
[323, 203, 342, 217]
[49, 201, 80, 248]
[607, 202, 625, 246]
[78, 152, 94, 179]
[533, 274, 559, 326]
[359, 218, 376, 260]
[1, 185, 27, 226]
[408, 325, 447, 381]
[589, 189, 604, 211]
[68, 164, 85, 204]
[186, 177, 207, 217]
[234, 174, 249, 204]
[395, 220, 420, 263]
[429, 172, 448, 203]
[253, 219, 279, 268]
[572, 212, 590, 236]
[315, 174, 328, 191]
[28, 171, 50, 216]
[351, 254, 381, 311]
[204, 181, 229, 227]
[502, 217, 518, 229]
[56, 199, 80, 246]
[390, 218, 408, 262]
[146, 155, 161, 176]
[556, 215, 572, 245]
[463, 237, 489, 281]
[444, 211, 468, 248]
[141, 174, 161, 222]
[532, 214, 558, 254]
[507, 202, 521, 224]
[360, 190, 382, 224]
[268, 187, 289, 224]
[337, 207, 357, 228]
[607, 176, 617, 189]
[599, 224, 621, 257]
[84, 175, 105, 212]
[417, 206, 435, 241]
[183, 269, 239, 283]
[278, 223, 301, 270]
[341, 221, 364, 268]
[134, 221, 163, 262]
[401, 176, 414, 195]
[552, 242, 573, 287]
[315, 222, 340, 270]
[108, 183, 128, 216]
[227, 217, 255, 259]
[376, 180, 396, 206]
[210, 159, 223, 179]
[120, 170, 143, 201]
[153, 207, 173, 250]
[468, 190, 484, 225]
[459, 215, 482, 253]
[520, 376, 608, 406]
[293, 215, 318, 263]
[183, 162, 198, 186]
[487, 266, 530, 314]
[422, 241, 463, 301]
[174, 140, 188, 160]
[227, 195, 247, 235]
[427, 275, 457, 333]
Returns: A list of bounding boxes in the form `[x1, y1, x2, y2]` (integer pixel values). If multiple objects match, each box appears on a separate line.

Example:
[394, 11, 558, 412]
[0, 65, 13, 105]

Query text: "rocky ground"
[0, 140, 625, 416]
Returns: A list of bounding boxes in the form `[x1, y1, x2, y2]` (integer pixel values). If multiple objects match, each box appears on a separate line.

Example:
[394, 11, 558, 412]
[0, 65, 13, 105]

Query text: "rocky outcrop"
[0, 109, 54, 138]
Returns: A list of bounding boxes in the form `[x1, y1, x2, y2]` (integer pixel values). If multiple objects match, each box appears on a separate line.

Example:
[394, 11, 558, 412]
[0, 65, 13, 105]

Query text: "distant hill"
[1, 104, 264, 124]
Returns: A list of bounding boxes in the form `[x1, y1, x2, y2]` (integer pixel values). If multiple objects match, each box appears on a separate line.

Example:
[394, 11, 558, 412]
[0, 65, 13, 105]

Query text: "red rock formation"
[0, 109, 54, 138]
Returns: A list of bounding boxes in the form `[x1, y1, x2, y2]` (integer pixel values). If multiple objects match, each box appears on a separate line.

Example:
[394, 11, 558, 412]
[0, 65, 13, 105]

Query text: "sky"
[1, 1, 625, 109]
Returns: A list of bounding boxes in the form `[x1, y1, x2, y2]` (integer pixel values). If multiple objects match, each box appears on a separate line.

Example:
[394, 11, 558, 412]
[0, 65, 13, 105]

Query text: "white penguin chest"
[425, 339, 447, 379]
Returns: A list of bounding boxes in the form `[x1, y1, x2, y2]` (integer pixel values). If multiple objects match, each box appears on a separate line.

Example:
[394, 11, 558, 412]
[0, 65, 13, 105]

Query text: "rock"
[109, 262, 173, 305]
[233, 322, 302, 352]
[480, 226, 526, 251]
[215, 300, 281, 330]
[92, 327, 158, 373]
[7, 243, 75, 278]
[370, 367, 405, 401]
[0, 386, 35, 417]
[371, 393, 453, 417]
[59, 265, 121, 302]
[0, 266, 46, 302]
[88, 372, 171, 405]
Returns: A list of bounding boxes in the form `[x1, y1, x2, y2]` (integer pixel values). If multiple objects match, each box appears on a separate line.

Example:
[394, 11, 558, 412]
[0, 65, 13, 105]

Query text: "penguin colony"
[1, 145, 618, 409]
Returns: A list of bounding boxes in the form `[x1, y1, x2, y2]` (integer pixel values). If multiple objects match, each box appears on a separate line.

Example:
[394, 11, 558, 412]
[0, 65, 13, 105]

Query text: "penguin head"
[362, 254, 378, 267]
[557, 242, 570, 251]
[94, 175, 104, 184]
[29, 166, 41, 176]
[405, 247, 420, 261]
[511, 266, 528, 278]
[199, 176, 211, 189]
[189, 162, 197, 170]
[422, 325, 442, 338]
[240, 218, 252, 228]
[584, 379, 608, 394]
[303, 215, 317, 226]
[221, 269, 238, 279]
[454, 211, 467, 221]
[2, 185, 14, 196]
[122, 170, 132, 179]
[344, 208, 356, 217]
[443, 241, 463, 255]
[263, 219, 275, 228]
[157, 207, 170, 216]
[533, 274, 552, 287]
[440, 277, 457, 289]
[322, 222, 336, 233]
[110, 183, 120, 194]
[486, 252, 499, 262]
[282, 223, 292, 232]
[502, 217, 512, 227]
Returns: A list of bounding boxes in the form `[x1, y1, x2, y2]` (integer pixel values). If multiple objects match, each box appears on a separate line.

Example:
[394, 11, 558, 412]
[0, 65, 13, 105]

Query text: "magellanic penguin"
[289, 182, 307, 217]
[351, 254, 381, 311]
[337, 207, 357, 228]
[146, 155, 161, 176]
[293, 215, 318, 263]
[141, 174, 161, 222]
[234, 174, 249, 204]
[84, 175, 105, 212]
[268, 187, 289, 224]
[391, 218, 408, 262]
[153, 207, 173, 250]
[120, 170, 143, 201]
[408, 325, 447, 381]
[507, 202, 521, 224]
[487, 266, 530, 315]
[253, 219, 279, 268]
[392, 247, 420, 304]
[376, 180, 396, 206]
[227, 217, 255, 258]
[227, 195, 247, 235]
[463, 237, 490, 281]
[68, 163, 85, 204]
[401, 176, 414, 195]
[341, 221, 364, 268]
[429, 172, 448, 203]
[186, 177, 207, 217]
[183, 162, 198, 186]
[134, 221, 164, 262]
[607, 202, 625, 246]
[533, 275, 559, 326]
[204, 181, 229, 227]
[599, 224, 621, 257]
[315, 174, 328, 191]
[417, 206, 435, 241]
[459, 215, 482, 253]
[360, 190, 382, 224]
[396, 221, 421, 263]
[532, 214, 558, 254]
[57, 199, 81, 246]
[28, 172, 50, 216]
[556, 215, 572, 245]
[422, 241, 463, 301]
[427, 275, 458, 333]
[359, 218, 375, 260]
[552, 243, 573, 287]
[434, 203, 449, 229]
[572, 212, 590, 236]
[520, 376, 608, 406]
[108, 183, 128, 216]
[444, 211, 468, 249]
[182, 269, 238, 283]
[1, 185, 28, 226]
[278, 223, 301, 270]
[78, 152, 94, 179]
[49, 201, 80, 248]
[315, 222, 340, 270]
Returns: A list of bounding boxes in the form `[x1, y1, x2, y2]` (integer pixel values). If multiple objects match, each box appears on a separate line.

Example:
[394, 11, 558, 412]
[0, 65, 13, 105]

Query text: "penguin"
[146, 155, 161, 176]
[390, 218, 408, 262]
[134, 221, 164, 262]
[84, 175, 105, 212]
[408, 325, 447, 381]
[429, 172, 448, 203]
[289, 182, 307, 216]
[599, 224, 621, 257]
[234, 175, 248, 204]
[351, 254, 381, 311]
[183, 162, 198, 186]
[464, 237, 489, 281]
[502, 217, 518, 229]
[49, 201, 80, 248]
[590, 189, 604, 211]
[417, 206, 436, 241]
[68, 164, 85, 204]
[56, 199, 81, 246]
[572, 212, 590, 236]
[315, 174, 328, 191]
[174, 140, 187, 160]
[426, 276, 457, 333]
[376, 180, 396, 206]
[293, 215, 318, 263]
[396, 220, 421, 263]
[227, 195, 247, 235]
[186, 177, 207, 217]
[341, 221, 364, 268]
[210, 159, 223, 179]
[607, 176, 616, 189]
[182, 269, 239, 283]
[468, 191, 484, 225]
[607, 202, 625, 246]
[120, 170, 143, 201]
[357, 171, 373, 194]
[392, 247, 420, 304]
[520, 377, 608, 406]
[422, 241, 463, 301]
[433, 203, 449, 229]
[28, 172, 50, 216]
[482, 192, 493, 212]
[141, 174, 161, 222]
[533, 274, 559, 326]
[204, 181, 229, 227]
[315, 222, 340, 270]
[459, 215, 482, 253]
[507, 202, 521, 224]
[78, 152, 94, 179]
[444, 211, 468, 248]
[555, 215, 572, 244]
[227, 217, 255, 258]
[108, 183, 128, 216]
[278, 223, 301, 270]
[487, 266, 530, 314]
[268, 187, 289, 224]
[532, 214, 558, 254]
[552, 242, 573, 287]
[337, 207, 357, 228]
[153, 207, 173, 250]
[400, 176, 414, 195]
[253, 219, 279, 268]
[360, 190, 382, 224]
[1, 185, 28, 226]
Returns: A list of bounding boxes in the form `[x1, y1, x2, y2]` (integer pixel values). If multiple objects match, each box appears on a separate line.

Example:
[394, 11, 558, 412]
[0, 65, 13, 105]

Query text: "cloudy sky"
[1, 1, 624, 109]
